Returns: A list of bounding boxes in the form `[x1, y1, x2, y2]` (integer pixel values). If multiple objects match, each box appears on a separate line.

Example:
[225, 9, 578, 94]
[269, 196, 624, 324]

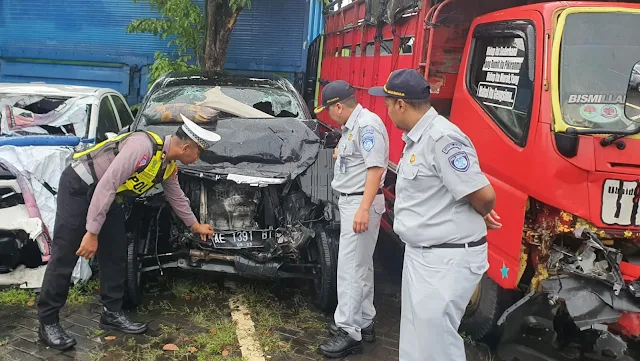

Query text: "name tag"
[338, 156, 346, 174]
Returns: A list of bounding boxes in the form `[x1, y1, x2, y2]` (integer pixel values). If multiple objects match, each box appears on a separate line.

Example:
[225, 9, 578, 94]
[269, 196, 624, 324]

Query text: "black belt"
[341, 189, 383, 197]
[423, 237, 487, 249]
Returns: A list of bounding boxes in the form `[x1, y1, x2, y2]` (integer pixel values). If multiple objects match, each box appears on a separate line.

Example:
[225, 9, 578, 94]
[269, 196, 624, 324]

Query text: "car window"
[467, 21, 535, 147]
[97, 97, 119, 142]
[111, 95, 134, 128]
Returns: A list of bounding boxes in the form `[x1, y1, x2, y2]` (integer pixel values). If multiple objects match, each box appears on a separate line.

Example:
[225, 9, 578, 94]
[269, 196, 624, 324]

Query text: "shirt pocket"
[341, 141, 356, 157]
[397, 163, 419, 199]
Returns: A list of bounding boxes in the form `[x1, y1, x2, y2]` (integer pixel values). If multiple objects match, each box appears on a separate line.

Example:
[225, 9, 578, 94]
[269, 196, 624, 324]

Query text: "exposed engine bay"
[172, 175, 323, 263]
[124, 145, 340, 311]
[498, 228, 640, 361]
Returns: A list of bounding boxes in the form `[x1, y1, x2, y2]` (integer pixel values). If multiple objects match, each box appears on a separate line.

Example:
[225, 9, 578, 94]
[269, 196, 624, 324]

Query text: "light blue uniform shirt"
[393, 107, 489, 247]
[331, 104, 389, 194]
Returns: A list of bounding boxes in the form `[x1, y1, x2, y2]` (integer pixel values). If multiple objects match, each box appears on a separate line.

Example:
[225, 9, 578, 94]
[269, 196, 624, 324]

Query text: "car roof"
[153, 70, 293, 91]
[0, 83, 117, 98]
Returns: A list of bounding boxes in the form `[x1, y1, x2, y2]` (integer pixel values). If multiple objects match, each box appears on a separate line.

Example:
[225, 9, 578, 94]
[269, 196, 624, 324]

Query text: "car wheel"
[123, 233, 144, 310]
[309, 226, 338, 313]
[459, 273, 505, 342]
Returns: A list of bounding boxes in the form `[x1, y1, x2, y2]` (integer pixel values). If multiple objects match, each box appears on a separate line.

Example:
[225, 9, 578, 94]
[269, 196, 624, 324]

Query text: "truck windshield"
[559, 12, 640, 132]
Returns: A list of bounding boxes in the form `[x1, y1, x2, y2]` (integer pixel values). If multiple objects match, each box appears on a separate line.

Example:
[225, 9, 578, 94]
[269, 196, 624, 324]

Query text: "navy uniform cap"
[314, 80, 356, 114]
[368, 69, 431, 100]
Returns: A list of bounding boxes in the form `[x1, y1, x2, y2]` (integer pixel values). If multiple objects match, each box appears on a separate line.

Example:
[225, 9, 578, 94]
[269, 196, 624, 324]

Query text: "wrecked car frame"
[121, 71, 341, 312]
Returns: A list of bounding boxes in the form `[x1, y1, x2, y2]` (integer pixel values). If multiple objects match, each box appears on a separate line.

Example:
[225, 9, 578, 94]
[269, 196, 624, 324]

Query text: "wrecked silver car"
[121, 71, 340, 311]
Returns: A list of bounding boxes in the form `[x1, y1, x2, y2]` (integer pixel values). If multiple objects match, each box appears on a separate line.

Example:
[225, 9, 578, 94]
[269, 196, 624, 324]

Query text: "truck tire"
[459, 273, 504, 341]
[310, 227, 338, 313]
[122, 233, 143, 310]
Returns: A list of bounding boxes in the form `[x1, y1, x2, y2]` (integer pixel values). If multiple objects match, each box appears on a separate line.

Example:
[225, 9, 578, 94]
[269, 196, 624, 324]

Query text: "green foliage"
[127, 0, 205, 83]
[148, 52, 199, 84]
[229, 0, 252, 12]
[128, 0, 253, 84]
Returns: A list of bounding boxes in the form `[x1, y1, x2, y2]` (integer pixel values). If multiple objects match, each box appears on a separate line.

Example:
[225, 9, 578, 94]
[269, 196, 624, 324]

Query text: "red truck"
[316, 0, 640, 359]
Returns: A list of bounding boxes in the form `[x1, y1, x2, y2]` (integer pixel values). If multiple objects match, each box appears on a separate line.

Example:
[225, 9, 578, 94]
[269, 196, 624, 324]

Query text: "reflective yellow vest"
[73, 131, 177, 197]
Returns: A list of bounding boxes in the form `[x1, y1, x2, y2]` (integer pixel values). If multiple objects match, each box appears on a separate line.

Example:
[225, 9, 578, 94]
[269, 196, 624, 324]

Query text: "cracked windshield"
[559, 12, 640, 131]
[141, 85, 304, 125]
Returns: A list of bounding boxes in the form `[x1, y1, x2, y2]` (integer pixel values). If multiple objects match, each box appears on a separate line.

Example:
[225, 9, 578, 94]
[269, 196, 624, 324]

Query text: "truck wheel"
[309, 227, 338, 313]
[459, 273, 504, 341]
[123, 233, 143, 310]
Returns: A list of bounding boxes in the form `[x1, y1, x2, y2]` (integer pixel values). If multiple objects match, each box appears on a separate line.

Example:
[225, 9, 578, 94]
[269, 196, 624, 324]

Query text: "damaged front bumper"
[498, 228, 640, 361]
[138, 248, 320, 280]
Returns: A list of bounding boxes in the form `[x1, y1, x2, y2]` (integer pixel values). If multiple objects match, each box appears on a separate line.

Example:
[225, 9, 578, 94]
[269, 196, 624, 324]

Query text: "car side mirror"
[323, 130, 341, 148]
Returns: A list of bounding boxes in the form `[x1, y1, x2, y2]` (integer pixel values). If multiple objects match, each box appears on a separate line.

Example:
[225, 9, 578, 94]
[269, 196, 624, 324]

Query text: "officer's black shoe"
[319, 329, 363, 358]
[329, 322, 376, 342]
[39, 323, 77, 350]
[99, 308, 148, 334]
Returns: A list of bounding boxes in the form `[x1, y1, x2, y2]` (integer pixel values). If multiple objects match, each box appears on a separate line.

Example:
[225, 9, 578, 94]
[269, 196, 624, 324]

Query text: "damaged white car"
[0, 83, 133, 287]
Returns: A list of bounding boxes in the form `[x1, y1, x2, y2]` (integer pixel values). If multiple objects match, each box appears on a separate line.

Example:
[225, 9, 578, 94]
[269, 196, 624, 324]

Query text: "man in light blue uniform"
[369, 69, 499, 361]
[315, 80, 389, 358]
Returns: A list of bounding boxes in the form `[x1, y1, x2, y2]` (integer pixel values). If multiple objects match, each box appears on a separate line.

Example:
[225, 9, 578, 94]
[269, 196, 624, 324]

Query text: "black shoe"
[39, 323, 77, 350]
[99, 308, 148, 334]
[329, 322, 376, 342]
[319, 329, 363, 358]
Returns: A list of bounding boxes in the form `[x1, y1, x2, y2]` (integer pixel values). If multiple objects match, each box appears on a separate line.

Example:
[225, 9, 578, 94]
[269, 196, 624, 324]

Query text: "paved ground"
[0, 236, 496, 361]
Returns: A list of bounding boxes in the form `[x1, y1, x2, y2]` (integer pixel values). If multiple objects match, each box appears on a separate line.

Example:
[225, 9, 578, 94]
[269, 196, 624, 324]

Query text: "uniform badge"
[448, 151, 469, 172]
[348, 133, 353, 141]
[362, 135, 375, 152]
[409, 154, 416, 164]
[136, 154, 149, 168]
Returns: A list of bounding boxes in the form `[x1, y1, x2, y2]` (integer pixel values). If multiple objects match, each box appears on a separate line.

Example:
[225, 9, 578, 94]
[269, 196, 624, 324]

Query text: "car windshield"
[140, 85, 304, 125]
[558, 12, 640, 132]
[0, 93, 89, 137]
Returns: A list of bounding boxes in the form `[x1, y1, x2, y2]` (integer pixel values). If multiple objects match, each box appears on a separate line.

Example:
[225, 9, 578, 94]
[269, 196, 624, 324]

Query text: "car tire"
[123, 233, 144, 310]
[459, 273, 505, 342]
[310, 226, 339, 313]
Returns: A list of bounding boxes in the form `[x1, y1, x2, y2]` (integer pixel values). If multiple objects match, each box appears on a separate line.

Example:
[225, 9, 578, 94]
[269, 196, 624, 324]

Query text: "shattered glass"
[0, 94, 89, 137]
[141, 85, 304, 125]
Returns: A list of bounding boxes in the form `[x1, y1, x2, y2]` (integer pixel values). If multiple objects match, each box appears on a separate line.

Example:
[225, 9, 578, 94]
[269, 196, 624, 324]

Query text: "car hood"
[141, 117, 321, 180]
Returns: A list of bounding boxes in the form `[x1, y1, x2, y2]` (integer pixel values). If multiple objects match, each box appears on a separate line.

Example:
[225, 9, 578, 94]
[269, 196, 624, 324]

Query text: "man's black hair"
[175, 127, 198, 146]
[394, 98, 431, 110]
[340, 95, 359, 108]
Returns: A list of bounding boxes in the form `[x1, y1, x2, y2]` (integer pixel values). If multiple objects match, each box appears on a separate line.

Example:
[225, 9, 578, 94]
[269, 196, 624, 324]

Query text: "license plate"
[209, 229, 275, 249]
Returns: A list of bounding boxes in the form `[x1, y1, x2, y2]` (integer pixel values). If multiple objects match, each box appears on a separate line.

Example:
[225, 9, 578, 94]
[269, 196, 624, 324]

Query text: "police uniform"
[37, 115, 220, 350]
[369, 69, 490, 361]
[315, 81, 389, 358]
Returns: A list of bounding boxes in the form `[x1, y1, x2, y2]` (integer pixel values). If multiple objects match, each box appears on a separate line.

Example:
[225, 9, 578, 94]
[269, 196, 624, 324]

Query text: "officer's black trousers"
[37, 166, 127, 325]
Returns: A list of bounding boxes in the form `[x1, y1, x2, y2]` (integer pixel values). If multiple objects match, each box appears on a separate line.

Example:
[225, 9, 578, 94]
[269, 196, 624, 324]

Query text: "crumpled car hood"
[141, 117, 321, 180]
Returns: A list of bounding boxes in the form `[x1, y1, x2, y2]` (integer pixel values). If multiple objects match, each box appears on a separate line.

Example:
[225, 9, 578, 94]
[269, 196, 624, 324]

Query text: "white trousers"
[334, 194, 385, 341]
[399, 242, 489, 361]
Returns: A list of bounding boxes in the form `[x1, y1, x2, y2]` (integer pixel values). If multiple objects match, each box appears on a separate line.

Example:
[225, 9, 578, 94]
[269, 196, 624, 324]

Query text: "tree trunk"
[203, 0, 243, 71]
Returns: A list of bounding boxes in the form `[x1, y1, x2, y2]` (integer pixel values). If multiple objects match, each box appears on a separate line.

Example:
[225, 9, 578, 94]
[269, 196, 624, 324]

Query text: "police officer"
[315, 80, 389, 358]
[369, 69, 500, 361]
[37, 114, 218, 350]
